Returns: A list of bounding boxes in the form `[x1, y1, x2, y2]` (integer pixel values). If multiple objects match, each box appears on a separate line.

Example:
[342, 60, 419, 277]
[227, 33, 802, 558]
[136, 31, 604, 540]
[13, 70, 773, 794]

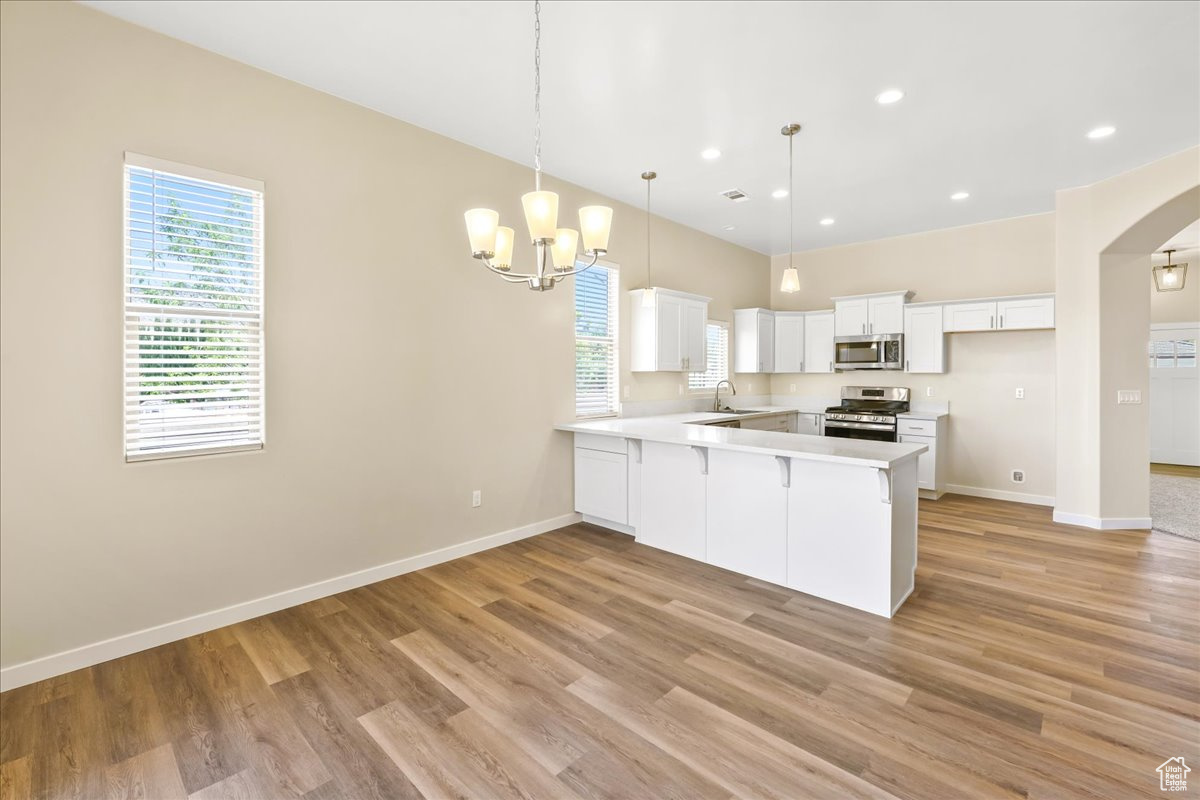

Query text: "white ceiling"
[82, 0, 1200, 255]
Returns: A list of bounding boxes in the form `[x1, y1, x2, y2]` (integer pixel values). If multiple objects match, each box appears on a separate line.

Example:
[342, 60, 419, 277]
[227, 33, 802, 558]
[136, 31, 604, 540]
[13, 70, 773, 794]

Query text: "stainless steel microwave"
[833, 333, 903, 370]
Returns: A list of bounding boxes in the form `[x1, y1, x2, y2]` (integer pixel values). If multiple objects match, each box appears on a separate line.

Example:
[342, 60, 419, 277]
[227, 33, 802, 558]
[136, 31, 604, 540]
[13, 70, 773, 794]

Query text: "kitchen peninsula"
[556, 410, 927, 617]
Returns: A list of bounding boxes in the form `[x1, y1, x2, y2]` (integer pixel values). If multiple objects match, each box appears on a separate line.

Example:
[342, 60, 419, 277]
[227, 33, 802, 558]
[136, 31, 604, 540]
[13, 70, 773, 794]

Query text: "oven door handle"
[823, 420, 897, 432]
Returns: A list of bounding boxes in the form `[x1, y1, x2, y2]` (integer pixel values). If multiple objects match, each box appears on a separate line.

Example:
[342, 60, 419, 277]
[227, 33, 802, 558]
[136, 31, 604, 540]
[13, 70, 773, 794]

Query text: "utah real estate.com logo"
[1158, 757, 1190, 792]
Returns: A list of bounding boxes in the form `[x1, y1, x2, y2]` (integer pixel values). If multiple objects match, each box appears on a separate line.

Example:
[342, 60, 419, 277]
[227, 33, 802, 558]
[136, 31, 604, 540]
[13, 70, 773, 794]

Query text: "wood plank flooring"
[1151, 462, 1200, 478]
[2, 494, 1198, 799]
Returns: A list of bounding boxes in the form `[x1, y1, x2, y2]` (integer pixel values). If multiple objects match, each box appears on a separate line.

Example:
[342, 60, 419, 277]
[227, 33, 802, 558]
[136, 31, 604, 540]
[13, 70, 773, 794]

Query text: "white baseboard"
[1051, 510, 1152, 531]
[945, 484, 1055, 507]
[0, 512, 582, 693]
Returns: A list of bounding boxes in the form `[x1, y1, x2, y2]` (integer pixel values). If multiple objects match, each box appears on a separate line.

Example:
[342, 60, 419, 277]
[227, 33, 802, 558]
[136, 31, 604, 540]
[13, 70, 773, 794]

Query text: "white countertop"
[558, 408, 926, 469]
[897, 410, 949, 420]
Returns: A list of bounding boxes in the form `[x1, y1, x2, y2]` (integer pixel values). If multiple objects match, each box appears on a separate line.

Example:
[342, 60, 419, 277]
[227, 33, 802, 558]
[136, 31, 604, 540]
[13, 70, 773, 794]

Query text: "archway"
[1054, 147, 1200, 529]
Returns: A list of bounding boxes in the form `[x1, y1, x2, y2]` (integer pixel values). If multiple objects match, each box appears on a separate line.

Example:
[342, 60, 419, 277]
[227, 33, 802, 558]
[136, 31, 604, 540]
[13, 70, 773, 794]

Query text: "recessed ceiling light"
[772, 189, 789, 199]
[819, 218, 835, 226]
[701, 147, 721, 160]
[1087, 125, 1116, 140]
[875, 88, 905, 105]
[723, 225, 736, 231]
[950, 191, 970, 201]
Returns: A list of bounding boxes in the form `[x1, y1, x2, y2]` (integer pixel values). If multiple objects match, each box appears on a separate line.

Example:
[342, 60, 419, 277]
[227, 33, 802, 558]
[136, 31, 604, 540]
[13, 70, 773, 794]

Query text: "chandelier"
[779, 123, 802, 293]
[463, 1, 613, 291]
[1152, 249, 1188, 292]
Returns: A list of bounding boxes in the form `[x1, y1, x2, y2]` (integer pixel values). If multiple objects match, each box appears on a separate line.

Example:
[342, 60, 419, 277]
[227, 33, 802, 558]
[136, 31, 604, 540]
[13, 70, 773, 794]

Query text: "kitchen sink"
[716, 408, 768, 415]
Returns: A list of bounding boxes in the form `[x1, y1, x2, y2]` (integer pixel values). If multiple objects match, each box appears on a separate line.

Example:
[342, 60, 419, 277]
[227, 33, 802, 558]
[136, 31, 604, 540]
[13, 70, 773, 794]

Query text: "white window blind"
[689, 322, 730, 391]
[124, 154, 265, 461]
[575, 263, 619, 417]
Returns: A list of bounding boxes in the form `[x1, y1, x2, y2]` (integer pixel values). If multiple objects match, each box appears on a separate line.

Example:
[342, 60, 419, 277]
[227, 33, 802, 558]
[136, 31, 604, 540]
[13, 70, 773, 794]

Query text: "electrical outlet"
[746, 382, 753, 392]
[1015, 387, 1025, 399]
[471, 490, 481, 508]
[926, 387, 934, 397]
[789, 383, 796, 392]
[623, 385, 630, 399]
[678, 384, 683, 396]
[1011, 470, 1025, 484]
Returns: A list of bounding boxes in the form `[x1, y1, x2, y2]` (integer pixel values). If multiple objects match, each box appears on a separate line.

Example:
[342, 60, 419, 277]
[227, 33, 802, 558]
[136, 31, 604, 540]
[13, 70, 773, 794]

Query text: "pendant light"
[462, 1, 613, 291]
[641, 171, 657, 308]
[1153, 249, 1188, 292]
[779, 123, 802, 293]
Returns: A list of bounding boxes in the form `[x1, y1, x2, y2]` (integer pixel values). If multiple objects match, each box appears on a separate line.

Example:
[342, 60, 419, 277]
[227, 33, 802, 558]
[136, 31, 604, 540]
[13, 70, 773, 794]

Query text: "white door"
[656, 294, 684, 371]
[639, 441, 707, 560]
[757, 312, 775, 372]
[795, 413, 821, 436]
[868, 296, 905, 335]
[706, 450, 787, 585]
[900, 434, 936, 490]
[904, 305, 945, 373]
[804, 312, 836, 373]
[684, 300, 708, 372]
[943, 301, 997, 332]
[774, 314, 805, 373]
[1150, 325, 1200, 466]
[574, 448, 628, 523]
[835, 299, 870, 337]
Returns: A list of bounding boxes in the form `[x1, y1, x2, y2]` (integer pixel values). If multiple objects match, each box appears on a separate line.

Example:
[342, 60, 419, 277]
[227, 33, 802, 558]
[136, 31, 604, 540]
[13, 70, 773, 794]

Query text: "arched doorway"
[1054, 147, 1200, 530]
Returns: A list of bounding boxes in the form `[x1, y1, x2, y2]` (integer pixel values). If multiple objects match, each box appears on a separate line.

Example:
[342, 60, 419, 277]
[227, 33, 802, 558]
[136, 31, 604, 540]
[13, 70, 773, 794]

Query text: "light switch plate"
[1117, 389, 1142, 404]
[1015, 387, 1025, 399]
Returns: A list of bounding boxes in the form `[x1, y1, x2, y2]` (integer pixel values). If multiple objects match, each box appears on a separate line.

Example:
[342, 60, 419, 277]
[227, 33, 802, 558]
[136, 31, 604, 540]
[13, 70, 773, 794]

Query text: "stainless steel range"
[823, 386, 910, 442]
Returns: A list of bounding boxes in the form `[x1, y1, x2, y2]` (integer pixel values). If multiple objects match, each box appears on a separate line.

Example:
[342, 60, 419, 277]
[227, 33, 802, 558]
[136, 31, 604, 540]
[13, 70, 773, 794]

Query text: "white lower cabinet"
[897, 416, 946, 497]
[705, 450, 787, 585]
[574, 438, 628, 524]
[739, 412, 796, 433]
[795, 413, 822, 436]
[638, 441, 707, 560]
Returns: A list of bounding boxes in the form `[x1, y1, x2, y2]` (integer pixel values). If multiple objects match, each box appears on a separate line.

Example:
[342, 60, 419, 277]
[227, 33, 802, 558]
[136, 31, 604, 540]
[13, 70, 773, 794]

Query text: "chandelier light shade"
[779, 122, 802, 294]
[462, 1, 612, 291]
[1153, 249, 1188, 292]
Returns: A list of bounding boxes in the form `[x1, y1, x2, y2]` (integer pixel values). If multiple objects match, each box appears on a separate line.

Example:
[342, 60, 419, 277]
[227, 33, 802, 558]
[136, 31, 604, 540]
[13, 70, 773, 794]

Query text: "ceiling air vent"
[720, 188, 749, 202]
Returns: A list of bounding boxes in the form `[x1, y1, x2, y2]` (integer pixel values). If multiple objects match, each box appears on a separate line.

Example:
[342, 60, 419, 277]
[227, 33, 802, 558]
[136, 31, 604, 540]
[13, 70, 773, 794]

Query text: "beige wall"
[0, 1, 769, 672]
[768, 214, 1058, 499]
[1054, 147, 1200, 525]
[1151, 247, 1200, 323]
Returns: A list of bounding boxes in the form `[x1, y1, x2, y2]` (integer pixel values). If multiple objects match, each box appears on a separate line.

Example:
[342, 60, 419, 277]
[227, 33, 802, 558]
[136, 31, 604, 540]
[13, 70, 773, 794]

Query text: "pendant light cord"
[533, 0, 542, 191]
[788, 129, 794, 270]
[646, 176, 651, 286]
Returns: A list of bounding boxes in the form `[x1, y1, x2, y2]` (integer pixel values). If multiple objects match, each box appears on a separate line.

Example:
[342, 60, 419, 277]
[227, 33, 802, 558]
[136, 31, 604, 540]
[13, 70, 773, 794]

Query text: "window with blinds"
[124, 154, 265, 461]
[575, 263, 619, 417]
[689, 322, 730, 391]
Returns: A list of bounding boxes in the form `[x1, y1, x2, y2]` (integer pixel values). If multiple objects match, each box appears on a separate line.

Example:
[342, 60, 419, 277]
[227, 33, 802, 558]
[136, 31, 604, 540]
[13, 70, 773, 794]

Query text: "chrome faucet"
[713, 379, 737, 412]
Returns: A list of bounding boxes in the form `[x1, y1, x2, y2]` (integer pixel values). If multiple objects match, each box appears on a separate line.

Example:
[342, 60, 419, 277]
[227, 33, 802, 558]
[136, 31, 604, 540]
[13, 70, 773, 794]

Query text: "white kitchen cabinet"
[630, 289, 710, 372]
[706, 449, 788, 585]
[803, 311, 835, 373]
[834, 291, 911, 337]
[638, 441, 707, 560]
[898, 415, 946, 497]
[834, 298, 869, 337]
[733, 308, 774, 373]
[942, 301, 997, 332]
[740, 412, 796, 433]
[903, 304, 946, 373]
[795, 412, 822, 436]
[996, 296, 1054, 330]
[574, 434, 628, 525]
[773, 312, 806, 373]
[868, 295, 906, 335]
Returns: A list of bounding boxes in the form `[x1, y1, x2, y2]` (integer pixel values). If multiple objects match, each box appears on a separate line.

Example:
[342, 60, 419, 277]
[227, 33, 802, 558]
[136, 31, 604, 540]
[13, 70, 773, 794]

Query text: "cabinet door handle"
[829, 360, 833, 371]
[862, 323, 866, 334]
[906, 359, 910, 371]
[1000, 315, 1004, 328]
[989, 315, 994, 329]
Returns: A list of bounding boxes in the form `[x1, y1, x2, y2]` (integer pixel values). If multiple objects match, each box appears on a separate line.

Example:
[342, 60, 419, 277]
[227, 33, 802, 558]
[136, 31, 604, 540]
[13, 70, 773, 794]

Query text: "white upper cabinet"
[833, 291, 911, 336]
[803, 310, 836, 373]
[773, 312, 806, 373]
[903, 305, 945, 373]
[833, 298, 869, 337]
[733, 308, 775, 373]
[942, 301, 996, 332]
[630, 288, 710, 372]
[997, 296, 1054, 330]
[868, 295, 906, 335]
[943, 294, 1054, 332]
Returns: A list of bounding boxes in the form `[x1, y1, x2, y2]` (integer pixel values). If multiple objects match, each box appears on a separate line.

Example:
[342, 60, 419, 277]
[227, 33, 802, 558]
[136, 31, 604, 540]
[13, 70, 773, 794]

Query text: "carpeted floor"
[1151, 472, 1200, 540]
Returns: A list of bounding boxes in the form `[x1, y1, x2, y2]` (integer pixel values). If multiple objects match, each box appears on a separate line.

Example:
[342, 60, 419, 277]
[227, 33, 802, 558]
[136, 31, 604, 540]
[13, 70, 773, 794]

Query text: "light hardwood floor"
[1152, 462, 1200, 478]
[1, 494, 1198, 799]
